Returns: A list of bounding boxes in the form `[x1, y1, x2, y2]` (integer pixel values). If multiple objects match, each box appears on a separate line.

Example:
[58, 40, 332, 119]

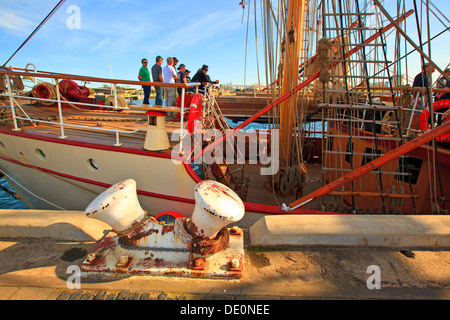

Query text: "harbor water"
[0, 177, 27, 209]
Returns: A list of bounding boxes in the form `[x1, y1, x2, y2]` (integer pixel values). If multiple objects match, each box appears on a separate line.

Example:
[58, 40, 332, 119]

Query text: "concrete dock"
[0, 209, 449, 300]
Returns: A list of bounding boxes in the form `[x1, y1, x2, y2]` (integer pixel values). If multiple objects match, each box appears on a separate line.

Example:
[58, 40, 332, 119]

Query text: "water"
[225, 117, 326, 135]
[0, 177, 27, 209]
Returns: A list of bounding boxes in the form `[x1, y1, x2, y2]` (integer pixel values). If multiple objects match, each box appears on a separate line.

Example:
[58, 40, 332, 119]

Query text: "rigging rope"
[2, 0, 66, 67]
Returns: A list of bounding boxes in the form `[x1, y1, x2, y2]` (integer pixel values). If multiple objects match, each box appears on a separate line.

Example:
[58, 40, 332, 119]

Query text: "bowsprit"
[80, 179, 245, 279]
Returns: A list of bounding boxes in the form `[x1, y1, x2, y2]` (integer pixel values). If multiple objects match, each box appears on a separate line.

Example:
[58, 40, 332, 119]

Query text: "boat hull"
[0, 130, 197, 217]
[0, 129, 329, 227]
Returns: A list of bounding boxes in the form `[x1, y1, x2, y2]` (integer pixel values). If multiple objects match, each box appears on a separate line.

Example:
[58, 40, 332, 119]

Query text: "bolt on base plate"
[80, 229, 244, 280]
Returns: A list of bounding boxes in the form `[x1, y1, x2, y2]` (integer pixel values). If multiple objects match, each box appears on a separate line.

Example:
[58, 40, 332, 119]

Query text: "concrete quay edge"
[1, 209, 449, 249]
[249, 214, 450, 248]
[0, 209, 110, 241]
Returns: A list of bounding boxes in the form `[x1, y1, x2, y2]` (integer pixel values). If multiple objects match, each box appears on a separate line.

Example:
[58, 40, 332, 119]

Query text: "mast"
[279, 0, 306, 164]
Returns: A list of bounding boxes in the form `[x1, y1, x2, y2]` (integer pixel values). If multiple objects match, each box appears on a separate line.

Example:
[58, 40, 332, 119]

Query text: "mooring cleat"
[80, 179, 245, 279]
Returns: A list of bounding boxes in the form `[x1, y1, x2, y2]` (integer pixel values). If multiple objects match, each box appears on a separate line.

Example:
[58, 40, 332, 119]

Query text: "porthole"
[34, 148, 46, 160]
[0, 141, 5, 151]
[87, 158, 99, 171]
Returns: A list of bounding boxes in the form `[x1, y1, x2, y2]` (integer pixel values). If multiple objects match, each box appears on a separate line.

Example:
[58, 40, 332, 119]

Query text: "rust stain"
[161, 224, 174, 235]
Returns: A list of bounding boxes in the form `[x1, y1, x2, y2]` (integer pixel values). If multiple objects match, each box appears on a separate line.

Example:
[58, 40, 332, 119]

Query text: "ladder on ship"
[318, 0, 417, 214]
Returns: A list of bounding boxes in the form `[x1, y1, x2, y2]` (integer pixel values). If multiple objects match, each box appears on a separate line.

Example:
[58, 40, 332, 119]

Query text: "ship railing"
[0, 68, 200, 148]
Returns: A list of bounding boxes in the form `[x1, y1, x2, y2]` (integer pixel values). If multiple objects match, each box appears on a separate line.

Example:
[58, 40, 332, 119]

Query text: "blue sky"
[0, 0, 254, 85]
[0, 0, 449, 87]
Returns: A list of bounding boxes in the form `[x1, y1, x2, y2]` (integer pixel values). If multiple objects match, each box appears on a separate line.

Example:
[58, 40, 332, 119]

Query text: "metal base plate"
[80, 229, 244, 280]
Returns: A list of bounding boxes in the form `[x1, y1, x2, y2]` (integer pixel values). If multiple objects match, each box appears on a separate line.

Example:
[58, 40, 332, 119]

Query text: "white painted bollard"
[187, 180, 245, 238]
[85, 179, 146, 233]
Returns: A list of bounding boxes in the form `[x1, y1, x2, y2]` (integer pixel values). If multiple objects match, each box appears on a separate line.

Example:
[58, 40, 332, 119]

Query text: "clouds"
[90, 38, 111, 53]
[0, 0, 250, 83]
[158, 11, 240, 51]
[0, 8, 34, 34]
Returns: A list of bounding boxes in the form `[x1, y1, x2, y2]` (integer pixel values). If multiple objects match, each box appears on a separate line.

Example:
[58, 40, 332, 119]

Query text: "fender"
[418, 99, 450, 142]
[187, 93, 203, 133]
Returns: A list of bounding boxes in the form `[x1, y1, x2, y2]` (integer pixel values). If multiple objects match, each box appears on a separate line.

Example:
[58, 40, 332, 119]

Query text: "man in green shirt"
[138, 58, 151, 105]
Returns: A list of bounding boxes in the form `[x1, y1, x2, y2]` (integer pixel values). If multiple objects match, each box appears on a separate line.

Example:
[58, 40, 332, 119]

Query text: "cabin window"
[87, 158, 99, 171]
[395, 157, 422, 185]
[34, 148, 46, 160]
[0, 141, 5, 151]
[361, 147, 382, 171]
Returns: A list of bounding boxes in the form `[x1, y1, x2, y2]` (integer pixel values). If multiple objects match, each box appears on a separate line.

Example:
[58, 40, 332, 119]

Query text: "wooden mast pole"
[279, 0, 305, 164]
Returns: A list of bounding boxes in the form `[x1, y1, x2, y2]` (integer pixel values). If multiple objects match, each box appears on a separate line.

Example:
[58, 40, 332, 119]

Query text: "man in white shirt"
[162, 57, 178, 106]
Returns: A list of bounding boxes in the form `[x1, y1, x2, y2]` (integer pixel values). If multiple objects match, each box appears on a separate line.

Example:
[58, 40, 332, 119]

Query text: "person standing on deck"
[412, 62, 435, 110]
[435, 67, 450, 101]
[191, 65, 219, 94]
[186, 69, 191, 83]
[138, 58, 151, 105]
[186, 70, 195, 93]
[176, 64, 187, 96]
[151, 56, 164, 105]
[172, 57, 179, 73]
[162, 57, 178, 106]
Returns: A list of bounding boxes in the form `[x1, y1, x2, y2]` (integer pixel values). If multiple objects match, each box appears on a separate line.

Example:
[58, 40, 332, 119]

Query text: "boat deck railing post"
[55, 81, 67, 139]
[179, 87, 186, 156]
[114, 131, 121, 147]
[5, 75, 20, 131]
[406, 91, 421, 136]
[113, 83, 118, 110]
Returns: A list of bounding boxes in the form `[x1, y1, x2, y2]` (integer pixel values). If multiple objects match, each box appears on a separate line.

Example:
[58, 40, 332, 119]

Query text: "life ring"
[418, 99, 450, 142]
[173, 91, 194, 122]
[154, 211, 184, 224]
[187, 93, 203, 133]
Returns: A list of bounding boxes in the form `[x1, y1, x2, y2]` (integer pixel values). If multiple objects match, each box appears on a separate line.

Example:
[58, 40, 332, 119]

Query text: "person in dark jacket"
[412, 62, 436, 110]
[412, 62, 435, 88]
[191, 65, 219, 93]
[435, 67, 450, 101]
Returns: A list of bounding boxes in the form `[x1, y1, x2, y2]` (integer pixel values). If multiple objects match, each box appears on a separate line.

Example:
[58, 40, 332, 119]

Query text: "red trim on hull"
[0, 153, 194, 205]
[0, 128, 342, 215]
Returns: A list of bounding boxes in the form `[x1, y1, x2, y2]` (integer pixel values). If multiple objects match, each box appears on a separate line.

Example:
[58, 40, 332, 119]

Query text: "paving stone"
[80, 292, 94, 300]
[47, 289, 65, 300]
[128, 292, 141, 300]
[105, 293, 117, 300]
[68, 290, 83, 300]
[93, 291, 107, 300]
[139, 293, 151, 300]
[116, 290, 130, 300]
[56, 291, 72, 300]
[157, 292, 168, 300]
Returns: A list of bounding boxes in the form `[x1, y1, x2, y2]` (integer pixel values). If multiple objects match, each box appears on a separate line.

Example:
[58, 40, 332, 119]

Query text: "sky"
[0, 0, 255, 86]
[0, 0, 449, 88]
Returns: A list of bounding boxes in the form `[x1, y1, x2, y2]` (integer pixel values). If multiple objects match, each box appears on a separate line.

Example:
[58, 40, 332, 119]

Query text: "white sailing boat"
[0, 0, 449, 227]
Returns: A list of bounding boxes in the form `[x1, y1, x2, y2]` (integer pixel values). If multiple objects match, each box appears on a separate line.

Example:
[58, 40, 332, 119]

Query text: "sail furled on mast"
[279, 0, 306, 164]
